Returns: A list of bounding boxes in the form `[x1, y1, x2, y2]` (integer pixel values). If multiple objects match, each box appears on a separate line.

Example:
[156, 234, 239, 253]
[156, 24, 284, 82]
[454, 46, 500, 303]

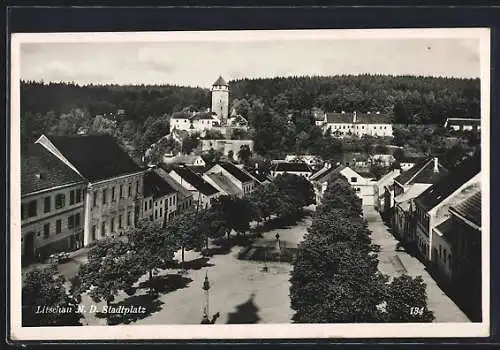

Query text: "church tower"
[211, 76, 229, 123]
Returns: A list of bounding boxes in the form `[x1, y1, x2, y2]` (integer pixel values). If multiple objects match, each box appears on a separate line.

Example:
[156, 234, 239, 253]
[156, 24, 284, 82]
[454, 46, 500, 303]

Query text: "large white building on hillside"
[319, 111, 393, 137]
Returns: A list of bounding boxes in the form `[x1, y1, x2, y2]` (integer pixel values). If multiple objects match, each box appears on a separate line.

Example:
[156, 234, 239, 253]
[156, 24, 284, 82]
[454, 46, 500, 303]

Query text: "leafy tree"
[165, 210, 204, 267]
[227, 150, 235, 161]
[127, 219, 177, 283]
[22, 265, 82, 326]
[208, 196, 254, 239]
[381, 275, 434, 322]
[290, 176, 434, 323]
[203, 129, 224, 140]
[237, 144, 253, 165]
[77, 238, 144, 308]
[181, 132, 201, 154]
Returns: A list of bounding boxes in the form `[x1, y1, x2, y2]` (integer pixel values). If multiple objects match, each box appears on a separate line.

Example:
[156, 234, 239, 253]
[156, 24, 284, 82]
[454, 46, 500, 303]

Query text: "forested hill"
[20, 81, 211, 120]
[229, 75, 480, 124]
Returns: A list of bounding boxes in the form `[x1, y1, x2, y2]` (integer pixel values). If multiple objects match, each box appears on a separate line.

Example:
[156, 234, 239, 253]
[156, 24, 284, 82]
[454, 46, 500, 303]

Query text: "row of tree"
[230, 75, 479, 125]
[290, 178, 434, 323]
[22, 174, 315, 326]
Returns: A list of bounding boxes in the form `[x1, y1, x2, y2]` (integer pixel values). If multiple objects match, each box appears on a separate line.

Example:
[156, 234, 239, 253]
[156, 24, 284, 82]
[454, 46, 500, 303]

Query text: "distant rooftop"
[172, 165, 219, 196]
[273, 162, 312, 173]
[450, 190, 481, 228]
[213, 76, 228, 87]
[326, 111, 393, 124]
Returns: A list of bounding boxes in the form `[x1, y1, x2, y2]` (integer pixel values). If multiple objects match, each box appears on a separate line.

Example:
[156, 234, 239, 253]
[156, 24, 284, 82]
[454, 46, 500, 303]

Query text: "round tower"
[211, 75, 229, 123]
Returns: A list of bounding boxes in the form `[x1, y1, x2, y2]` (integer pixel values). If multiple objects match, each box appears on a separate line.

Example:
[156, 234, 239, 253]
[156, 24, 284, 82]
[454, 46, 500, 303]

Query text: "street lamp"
[201, 271, 211, 324]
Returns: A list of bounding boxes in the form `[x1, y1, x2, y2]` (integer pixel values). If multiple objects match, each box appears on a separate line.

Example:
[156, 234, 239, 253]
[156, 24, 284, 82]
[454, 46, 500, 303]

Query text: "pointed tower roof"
[212, 76, 228, 86]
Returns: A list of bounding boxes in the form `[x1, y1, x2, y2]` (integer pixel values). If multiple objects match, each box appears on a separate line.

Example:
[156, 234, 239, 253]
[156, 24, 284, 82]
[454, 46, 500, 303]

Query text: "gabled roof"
[193, 112, 216, 121]
[21, 143, 85, 196]
[273, 162, 312, 173]
[310, 164, 345, 182]
[213, 76, 228, 86]
[144, 170, 176, 199]
[395, 157, 448, 186]
[247, 170, 272, 184]
[415, 154, 481, 211]
[450, 190, 481, 227]
[206, 173, 243, 197]
[154, 168, 192, 201]
[40, 135, 143, 182]
[325, 112, 392, 124]
[218, 162, 254, 183]
[444, 118, 481, 127]
[172, 165, 219, 196]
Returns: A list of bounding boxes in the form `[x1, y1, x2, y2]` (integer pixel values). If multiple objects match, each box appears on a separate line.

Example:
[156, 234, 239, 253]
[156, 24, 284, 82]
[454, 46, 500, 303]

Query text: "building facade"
[142, 170, 178, 227]
[321, 111, 393, 137]
[21, 144, 87, 263]
[36, 134, 146, 246]
[205, 162, 256, 196]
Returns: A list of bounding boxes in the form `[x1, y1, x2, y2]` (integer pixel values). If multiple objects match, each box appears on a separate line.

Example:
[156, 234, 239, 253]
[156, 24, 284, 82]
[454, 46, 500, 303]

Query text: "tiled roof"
[172, 165, 219, 196]
[219, 162, 254, 183]
[395, 157, 448, 186]
[144, 170, 176, 199]
[186, 165, 208, 175]
[394, 183, 432, 204]
[21, 143, 85, 196]
[450, 190, 481, 227]
[43, 135, 143, 182]
[171, 112, 192, 120]
[213, 76, 228, 86]
[325, 112, 392, 124]
[247, 170, 271, 183]
[154, 168, 192, 201]
[325, 112, 353, 124]
[273, 162, 312, 173]
[415, 154, 481, 211]
[434, 217, 454, 238]
[445, 118, 481, 127]
[310, 164, 345, 182]
[193, 112, 216, 121]
[206, 173, 243, 197]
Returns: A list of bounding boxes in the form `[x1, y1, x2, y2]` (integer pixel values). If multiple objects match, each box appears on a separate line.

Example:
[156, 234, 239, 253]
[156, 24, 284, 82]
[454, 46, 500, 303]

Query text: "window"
[43, 223, 50, 238]
[119, 184, 123, 198]
[119, 215, 123, 228]
[91, 226, 96, 241]
[76, 189, 82, 203]
[144, 202, 147, 211]
[136, 180, 139, 195]
[159, 207, 163, 217]
[44, 196, 51, 213]
[28, 200, 37, 217]
[155, 210, 158, 220]
[56, 219, 62, 234]
[128, 185, 132, 198]
[102, 189, 107, 204]
[56, 194, 66, 209]
[127, 212, 132, 226]
[70, 190, 75, 205]
[68, 215, 74, 229]
[111, 187, 116, 202]
[350, 177, 357, 183]
[93, 192, 97, 207]
[75, 213, 81, 227]
[101, 221, 106, 236]
[111, 218, 115, 233]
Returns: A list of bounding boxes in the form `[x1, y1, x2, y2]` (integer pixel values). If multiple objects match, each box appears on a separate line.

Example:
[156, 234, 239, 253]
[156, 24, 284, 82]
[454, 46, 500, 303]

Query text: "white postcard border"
[9, 28, 491, 341]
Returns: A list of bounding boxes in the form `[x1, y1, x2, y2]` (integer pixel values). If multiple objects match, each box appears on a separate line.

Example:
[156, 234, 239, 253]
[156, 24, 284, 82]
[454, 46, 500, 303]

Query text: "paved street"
[69, 207, 314, 325]
[363, 206, 470, 323]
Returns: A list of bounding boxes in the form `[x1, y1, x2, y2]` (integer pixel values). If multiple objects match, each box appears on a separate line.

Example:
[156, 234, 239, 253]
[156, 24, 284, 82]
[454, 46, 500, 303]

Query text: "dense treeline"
[21, 81, 210, 119]
[290, 178, 434, 323]
[230, 75, 480, 124]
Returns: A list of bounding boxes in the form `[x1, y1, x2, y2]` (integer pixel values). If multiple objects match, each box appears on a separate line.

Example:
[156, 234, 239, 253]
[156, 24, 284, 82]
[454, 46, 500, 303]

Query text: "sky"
[19, 37, 480, 88]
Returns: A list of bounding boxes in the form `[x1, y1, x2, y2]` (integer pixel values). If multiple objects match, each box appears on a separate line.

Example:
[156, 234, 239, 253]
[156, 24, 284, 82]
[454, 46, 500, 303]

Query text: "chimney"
[433, 157, 439, 173]
[353, 111, 357, 123]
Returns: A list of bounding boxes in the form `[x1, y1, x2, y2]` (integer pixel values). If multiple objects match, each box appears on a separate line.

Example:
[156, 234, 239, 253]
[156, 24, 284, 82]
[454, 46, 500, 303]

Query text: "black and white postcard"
[10, 28, 490, 340]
